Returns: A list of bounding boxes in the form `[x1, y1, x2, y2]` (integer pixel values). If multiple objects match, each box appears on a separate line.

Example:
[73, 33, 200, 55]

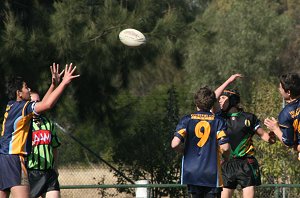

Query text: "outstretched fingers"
[63, 63, 80, 84]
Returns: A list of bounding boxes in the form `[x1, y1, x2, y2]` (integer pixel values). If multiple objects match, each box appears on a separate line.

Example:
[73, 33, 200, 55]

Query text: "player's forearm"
[42, 83, 56, 102]
[215, 79, 232, 99]
[35, 82, 68, 113]
[171, 137, 184, 153]
[220, 143, 231, 161]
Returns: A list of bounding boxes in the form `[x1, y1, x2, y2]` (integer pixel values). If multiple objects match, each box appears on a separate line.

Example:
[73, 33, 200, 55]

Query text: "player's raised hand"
[50, 63, 64, 86]
[228, 73, 243, 83]
[264, 117, 279, 131]
[61, 63, 80, 85]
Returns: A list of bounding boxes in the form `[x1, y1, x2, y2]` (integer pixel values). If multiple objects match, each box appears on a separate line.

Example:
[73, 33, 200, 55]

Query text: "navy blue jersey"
[174, 111, 229, 187]
[0, 101, 36, 155]
[278, 98, 300, 146]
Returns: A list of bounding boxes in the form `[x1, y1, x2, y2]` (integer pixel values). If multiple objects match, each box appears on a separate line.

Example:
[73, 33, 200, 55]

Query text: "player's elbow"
[220, 143, 230, 152]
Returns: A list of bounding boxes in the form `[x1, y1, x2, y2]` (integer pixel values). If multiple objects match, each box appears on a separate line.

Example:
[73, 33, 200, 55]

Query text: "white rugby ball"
[119, 28, 146, 47]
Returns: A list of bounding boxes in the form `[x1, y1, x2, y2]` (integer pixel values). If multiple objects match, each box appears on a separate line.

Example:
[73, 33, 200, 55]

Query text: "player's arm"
[214, 74, 243, 99]
[264, 117, 294, 147]
[34, 63, 80, 114]
[220, 143, 230, 162]
[255, 127, 276, 144]
[42, 63, 64, 102]
[171, 136, 184, 153]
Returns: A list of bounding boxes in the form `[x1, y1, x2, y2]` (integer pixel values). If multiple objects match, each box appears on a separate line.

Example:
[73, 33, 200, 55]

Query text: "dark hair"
[194, 86, 216, 111]
[6, 76, 24, 100]
[280, 73, 300, 98]
[221, 89, 240, 107]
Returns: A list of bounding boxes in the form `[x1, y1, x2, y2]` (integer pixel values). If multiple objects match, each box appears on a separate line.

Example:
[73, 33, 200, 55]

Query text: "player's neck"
[228, 106, 239, 113]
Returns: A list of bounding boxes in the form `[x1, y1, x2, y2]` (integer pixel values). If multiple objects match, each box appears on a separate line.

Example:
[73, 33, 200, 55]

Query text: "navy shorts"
[0, 154, 29, 191]
[222, 157, 261, 189]
[28, 169, 60, 198]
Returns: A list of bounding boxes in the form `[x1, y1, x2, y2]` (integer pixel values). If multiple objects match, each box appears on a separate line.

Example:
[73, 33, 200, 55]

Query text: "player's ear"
[17, 90, 21, 97]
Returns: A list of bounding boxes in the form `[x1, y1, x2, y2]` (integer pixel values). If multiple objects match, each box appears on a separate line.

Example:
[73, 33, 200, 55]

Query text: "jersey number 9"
[194, 121, 211, 147]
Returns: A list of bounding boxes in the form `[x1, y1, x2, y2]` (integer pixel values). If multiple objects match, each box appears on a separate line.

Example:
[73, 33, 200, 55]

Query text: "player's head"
[6, 76, 31, 101]
[194, 86, 216, 112]
[279, 73, 300, 100]
[30, 91, 40, 102]
[219, 89, 240, 112]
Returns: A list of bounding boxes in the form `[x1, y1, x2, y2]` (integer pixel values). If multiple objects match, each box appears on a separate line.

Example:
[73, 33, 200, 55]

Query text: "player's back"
[175, 111, 227, 187]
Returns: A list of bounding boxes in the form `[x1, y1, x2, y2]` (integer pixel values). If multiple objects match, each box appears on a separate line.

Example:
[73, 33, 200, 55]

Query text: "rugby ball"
[119, 28, 146, 47]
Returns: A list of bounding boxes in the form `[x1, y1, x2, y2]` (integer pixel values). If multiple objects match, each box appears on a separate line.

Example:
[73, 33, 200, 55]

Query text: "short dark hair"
[280, 73, 300, 98]
[6, 76, 24, 100]
[194, 86, 216, 111]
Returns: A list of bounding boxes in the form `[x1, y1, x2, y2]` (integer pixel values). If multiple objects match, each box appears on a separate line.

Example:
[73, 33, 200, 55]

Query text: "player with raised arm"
[0, 63, 79, 198]
[215, 74, 275, 198]
[172, 86, 231, 198]
[264, 73, 300, 154]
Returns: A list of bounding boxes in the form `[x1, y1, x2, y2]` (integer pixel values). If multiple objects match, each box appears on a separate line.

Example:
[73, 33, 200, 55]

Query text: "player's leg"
[10, 185, 29, 198]
[221, 188, 234, 198]
[0, 190, 9, 198]
[221, 160, 237, 198]
[239, 157, 260, 198]
[44, 190, 60, 198]
[42, 169, 61, 198]
[242, 186, 254, 198]
[0, 154, 29, 198]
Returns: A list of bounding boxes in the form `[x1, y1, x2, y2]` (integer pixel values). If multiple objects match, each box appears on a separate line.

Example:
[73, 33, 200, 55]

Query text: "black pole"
[54, 122, 135, 184]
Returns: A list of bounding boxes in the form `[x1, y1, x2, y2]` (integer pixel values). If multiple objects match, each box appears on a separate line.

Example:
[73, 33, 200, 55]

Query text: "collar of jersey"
[227, 112, 241, 117]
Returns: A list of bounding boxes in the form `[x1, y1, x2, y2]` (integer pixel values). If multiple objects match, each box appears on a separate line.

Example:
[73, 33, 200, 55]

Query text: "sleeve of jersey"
[252, 114, 261, 131]
[29, 102, 39, 116]
[217, 119, 229, 145]
[174, 115, 190, 142]
[51, 124, 61, 148]
[278, 110, 296, 146]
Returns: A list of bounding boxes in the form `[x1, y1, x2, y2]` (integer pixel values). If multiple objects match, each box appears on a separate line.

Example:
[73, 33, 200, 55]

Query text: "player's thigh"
[242, 186, 255, 198]
[44, 190, 60, 198]
[221, 188, 234, 198]
[0, 190, 9, 198]
[10, 185, 29, 198]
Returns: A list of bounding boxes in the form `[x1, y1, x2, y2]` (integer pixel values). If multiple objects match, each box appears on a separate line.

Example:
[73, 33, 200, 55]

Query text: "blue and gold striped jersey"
[174, 111, 228, 188]
[0, 100, 36, 155]
[278, 98, 300, 146]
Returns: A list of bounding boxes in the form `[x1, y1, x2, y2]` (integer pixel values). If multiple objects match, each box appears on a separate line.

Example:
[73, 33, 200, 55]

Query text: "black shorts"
[188, 185, 222, 198]
[28, 169, 60, 198]
[221, 157, 261, 189]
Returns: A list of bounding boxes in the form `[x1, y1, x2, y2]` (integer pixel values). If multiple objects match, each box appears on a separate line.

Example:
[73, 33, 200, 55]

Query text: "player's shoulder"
[240, 111, 258, 119]
[179, 114, 192, 123]
[279, 103, 296, 119]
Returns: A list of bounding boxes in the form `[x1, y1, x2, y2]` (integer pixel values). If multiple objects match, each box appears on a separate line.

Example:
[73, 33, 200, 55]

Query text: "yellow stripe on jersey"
[217, 130, 226, 139]
[293, 119, 300, 133]
[178, 129, 186, 138]
[279, 124, 289, 128]
[11, 113, 34, 154]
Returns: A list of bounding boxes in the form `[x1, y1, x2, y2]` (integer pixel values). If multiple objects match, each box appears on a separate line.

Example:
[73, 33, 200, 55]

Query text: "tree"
[112, 86, 184, 197]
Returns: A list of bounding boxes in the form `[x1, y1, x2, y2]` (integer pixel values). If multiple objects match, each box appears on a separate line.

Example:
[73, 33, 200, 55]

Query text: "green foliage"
[184, 0, 292, 95]
[1, 0, 300, 192]
[113, 86, 183, 197]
